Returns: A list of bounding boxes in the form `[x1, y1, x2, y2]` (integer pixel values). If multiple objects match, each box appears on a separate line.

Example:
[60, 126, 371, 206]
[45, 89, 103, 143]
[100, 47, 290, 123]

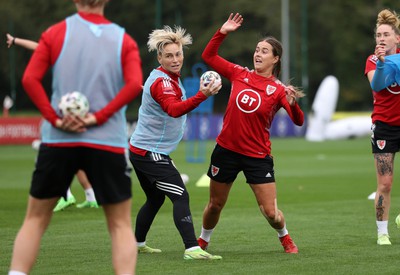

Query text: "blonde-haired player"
[129, 25, 222, 260]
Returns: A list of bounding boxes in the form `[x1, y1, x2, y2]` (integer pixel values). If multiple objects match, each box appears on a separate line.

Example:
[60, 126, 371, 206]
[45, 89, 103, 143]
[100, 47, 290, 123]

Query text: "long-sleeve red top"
[365, 53, 400, 126]
[202, 30, 304, 158]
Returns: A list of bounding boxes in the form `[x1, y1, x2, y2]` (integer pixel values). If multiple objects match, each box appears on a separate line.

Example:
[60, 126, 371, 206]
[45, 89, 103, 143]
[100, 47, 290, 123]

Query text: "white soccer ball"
[200, 71, 221, 88]
[58, 91, 89, 117]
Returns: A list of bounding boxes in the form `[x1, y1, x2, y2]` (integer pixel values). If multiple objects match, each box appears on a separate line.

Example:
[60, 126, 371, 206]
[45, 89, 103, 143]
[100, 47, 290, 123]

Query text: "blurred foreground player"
[8, 0, 143, 274]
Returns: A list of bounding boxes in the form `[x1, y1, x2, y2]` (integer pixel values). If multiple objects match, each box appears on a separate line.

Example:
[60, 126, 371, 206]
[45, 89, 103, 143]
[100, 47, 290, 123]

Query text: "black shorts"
[31, 145, 131, 205]
[207, 144, 275, 184]
[371, 121, 400, 153]
[129, 151, 186, 200]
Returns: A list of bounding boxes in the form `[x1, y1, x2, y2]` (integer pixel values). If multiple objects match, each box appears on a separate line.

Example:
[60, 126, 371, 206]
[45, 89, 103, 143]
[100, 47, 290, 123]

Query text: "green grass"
[1, 137, 400, 274]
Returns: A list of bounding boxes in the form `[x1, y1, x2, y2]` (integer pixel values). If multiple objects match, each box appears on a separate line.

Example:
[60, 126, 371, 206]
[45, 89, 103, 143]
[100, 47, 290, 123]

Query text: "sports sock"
[8, 271, 27, 275]
[66, 188, 74, 200]
[376, 221, 389, 235]
[276, 224, 289, 238]
[185, 246, 200, 252]
[200, 227, 214, 242]
[84, 188, 96, 202]
[137, 241, 146, 247]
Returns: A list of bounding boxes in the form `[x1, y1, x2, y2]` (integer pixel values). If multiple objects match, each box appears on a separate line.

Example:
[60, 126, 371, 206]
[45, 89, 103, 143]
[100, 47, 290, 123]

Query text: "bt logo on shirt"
[236, 89, 261, 113]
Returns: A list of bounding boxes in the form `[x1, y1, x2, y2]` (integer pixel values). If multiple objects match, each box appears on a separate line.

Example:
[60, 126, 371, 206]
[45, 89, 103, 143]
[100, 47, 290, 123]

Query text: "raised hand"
[6, 33, 14, 48]
[375, 43, 386, 62]
[220, 13, 244, 35]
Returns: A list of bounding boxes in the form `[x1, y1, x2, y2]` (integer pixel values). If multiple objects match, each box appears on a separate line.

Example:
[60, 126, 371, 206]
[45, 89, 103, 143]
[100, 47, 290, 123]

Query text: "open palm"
[221, 13, 243, 33]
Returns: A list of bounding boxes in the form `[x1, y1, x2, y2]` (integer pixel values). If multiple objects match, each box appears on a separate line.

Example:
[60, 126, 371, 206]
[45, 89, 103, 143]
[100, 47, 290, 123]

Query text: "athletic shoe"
[76, 200, 99, 209]
[138, 245, 162, 253]
[377, 234, 391, 245]
[197, 237, 208, 250]
[279, 234, 298, 254]
[53, 196, 76, 212]
[183, 248, 222, 260]
[396, 214, 400, 229]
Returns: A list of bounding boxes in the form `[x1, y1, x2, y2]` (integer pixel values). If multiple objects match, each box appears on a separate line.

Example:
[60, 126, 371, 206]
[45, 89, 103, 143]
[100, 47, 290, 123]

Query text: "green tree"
[0, 0, 394, 115]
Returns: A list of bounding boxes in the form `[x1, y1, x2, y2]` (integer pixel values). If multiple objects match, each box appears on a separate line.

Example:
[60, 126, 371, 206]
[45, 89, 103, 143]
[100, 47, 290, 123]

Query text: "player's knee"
[208, 199, 224, 213]
[259, 205, 280, 223]
[167, 186, 189, 202]
[378, 180, 393, 193]
[147, 197, 165, 209]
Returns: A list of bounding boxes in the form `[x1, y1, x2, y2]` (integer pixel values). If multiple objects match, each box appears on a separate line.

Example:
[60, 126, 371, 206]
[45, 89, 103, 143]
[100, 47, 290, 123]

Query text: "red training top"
[202, 30, 304, 158]
[365, 52, 400, 126]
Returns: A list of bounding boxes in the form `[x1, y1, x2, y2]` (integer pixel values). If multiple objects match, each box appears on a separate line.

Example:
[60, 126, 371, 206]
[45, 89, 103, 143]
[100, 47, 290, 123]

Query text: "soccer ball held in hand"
[200, 71, 221, 88]
[58, 91, 89, 118]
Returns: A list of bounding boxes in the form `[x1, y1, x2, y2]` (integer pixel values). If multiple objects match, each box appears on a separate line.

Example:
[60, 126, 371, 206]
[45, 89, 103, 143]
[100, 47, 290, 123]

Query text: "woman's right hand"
[55, 115, 87, 133]
[375, 43, 386, 62]
[220, 13, 244, 35]
[199, 78, 222, 97]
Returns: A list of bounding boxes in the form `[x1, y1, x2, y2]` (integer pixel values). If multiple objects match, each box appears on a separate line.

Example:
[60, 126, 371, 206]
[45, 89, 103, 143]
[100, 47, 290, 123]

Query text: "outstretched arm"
[219, 13, 243, 35]
[6, 33, 38, 51]
[152, 77, 221, 118]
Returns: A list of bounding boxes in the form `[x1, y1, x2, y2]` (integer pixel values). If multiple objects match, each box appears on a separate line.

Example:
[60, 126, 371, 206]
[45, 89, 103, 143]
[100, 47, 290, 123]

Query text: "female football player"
[129, 25, 222, 260]
[197, 13, 304, 255]
[6, 33, 99, 211]
[8, 0, 143, 274]
[365, 9, 400, 245]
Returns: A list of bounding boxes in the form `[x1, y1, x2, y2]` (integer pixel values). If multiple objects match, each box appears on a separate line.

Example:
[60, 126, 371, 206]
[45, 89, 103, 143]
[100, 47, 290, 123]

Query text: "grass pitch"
[1, 137, 400, 274]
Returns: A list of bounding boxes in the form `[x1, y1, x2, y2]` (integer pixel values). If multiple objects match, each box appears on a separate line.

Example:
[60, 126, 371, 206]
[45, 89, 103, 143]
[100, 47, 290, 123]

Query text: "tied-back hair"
[375, 9, 400, 36]
[259, 36, 282, 78]
[78, 0, 109, 7]
[147, 25, 193, 55]
[259, 36, 305, 98]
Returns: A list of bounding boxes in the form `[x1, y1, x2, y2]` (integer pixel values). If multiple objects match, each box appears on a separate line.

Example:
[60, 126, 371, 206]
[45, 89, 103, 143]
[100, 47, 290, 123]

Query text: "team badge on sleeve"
[211, 165, 220, 177]
[377, 140, 386, 150]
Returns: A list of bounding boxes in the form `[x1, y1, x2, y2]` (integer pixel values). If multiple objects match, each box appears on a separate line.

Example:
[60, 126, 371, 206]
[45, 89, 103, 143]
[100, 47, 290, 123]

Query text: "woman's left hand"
[6, 33, 14, 48]
[220, 13, 244, 34]
[285, 85, 297, 106]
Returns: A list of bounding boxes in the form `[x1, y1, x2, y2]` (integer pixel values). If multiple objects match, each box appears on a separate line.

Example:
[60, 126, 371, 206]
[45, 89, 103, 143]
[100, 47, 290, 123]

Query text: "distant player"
[365, 9, 400, 245]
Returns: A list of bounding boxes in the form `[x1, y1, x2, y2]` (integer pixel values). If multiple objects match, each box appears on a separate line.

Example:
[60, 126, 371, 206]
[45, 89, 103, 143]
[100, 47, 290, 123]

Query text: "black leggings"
[130, 151, 199, 249]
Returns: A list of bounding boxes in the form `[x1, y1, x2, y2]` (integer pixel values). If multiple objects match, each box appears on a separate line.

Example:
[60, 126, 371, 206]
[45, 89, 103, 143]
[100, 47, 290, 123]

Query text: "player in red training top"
[8, 1, 142, 274]
[364, 9, 400, 246]
[197, 13, 304, 255]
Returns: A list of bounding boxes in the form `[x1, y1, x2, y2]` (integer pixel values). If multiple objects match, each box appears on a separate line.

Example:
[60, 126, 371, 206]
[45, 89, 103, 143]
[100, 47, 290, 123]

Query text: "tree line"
[0, 0, 393, 116]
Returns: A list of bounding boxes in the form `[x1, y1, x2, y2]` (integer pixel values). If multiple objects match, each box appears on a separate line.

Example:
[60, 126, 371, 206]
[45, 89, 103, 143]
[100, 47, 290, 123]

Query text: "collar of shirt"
[157, 66, 181, 82]
[77, 11, 111, 24]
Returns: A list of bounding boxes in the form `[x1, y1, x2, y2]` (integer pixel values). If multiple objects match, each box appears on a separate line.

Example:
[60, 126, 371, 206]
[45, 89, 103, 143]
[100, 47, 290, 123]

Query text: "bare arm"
[6, 33, 38, 51]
